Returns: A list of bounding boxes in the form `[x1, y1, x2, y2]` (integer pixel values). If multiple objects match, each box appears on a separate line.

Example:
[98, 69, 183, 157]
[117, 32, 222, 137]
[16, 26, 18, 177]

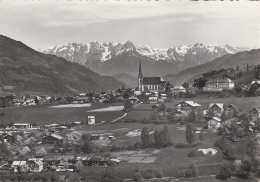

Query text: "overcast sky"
[0, 0, 259, 50]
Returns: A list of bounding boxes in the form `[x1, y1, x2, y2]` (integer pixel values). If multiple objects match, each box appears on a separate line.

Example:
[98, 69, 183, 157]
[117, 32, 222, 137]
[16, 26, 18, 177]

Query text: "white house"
[204, 77, 234, 92]
[148, 96, 158, 104]
[171, 86, 186, 95]
[207, 117, 221, 131]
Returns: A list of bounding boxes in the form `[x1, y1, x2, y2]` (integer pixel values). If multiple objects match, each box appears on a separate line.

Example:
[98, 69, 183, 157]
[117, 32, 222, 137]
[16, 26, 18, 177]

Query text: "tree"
[34, 97, 39, 105]
[241, 160, 252, 177]
[49, 96, 56, 104]
[186, 162, 198, 178]
[36, 148, 47, 156]
[141, 127, 151, 148]
[160, 125, 172, 147]
[81, 142, 93, 153]
[218, 163, 232, 180]
[199, 132, 204, 143]
[186, 124, 194, 145]
[246, 139, 258, 160]
[154, 130, 161, 148]
[123, 99, 132, 112]
[186, 111, 197, 122]
[165, 81, 171, 95]
[156, 103, 166, 113]
[65, 96, 73, 104]
[0, 143, 12, 160]
[247, 64, 249, 72]
[81, 133, 91, 144]
[230, 121, 238, 136]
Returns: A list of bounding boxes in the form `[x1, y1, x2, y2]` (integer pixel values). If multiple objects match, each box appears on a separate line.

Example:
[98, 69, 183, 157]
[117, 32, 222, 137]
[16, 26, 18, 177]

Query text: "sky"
[0, 0, 259, 50]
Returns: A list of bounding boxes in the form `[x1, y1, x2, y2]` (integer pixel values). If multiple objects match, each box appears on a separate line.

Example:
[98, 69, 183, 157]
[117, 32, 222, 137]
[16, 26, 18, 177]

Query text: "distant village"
[0, 63, 260, 180]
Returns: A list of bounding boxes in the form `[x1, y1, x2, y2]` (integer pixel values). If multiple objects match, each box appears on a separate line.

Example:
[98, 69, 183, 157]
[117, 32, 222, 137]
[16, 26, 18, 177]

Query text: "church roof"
[143, 77, 166, 84]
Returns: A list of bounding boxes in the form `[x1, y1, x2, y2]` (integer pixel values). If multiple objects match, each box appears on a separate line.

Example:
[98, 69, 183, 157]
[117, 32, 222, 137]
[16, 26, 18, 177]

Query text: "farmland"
[0, 102, 125, 125]
[74, 122, 226, 180]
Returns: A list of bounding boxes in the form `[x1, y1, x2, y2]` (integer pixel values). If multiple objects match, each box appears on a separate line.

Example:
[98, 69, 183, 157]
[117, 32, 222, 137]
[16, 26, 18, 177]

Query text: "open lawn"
[0, 103, 124, 125]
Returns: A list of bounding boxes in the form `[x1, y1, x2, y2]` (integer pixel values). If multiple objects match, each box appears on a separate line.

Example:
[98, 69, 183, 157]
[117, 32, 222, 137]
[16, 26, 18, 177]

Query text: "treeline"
[141, 125, 172, 149]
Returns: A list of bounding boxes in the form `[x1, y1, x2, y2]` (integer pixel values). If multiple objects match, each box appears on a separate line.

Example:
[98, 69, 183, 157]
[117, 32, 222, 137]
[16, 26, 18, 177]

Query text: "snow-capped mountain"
[40, 41, 248, 83]
[41, 41, 246, 63]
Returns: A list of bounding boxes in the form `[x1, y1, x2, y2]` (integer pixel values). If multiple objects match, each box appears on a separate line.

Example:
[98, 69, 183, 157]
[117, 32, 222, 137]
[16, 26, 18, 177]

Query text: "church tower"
[138, 62, 143, 92]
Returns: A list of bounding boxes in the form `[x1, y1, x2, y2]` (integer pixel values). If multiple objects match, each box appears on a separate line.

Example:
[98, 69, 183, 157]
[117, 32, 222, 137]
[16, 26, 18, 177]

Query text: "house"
[27, 158, 44, 172]
[175, 101, 201, 113]
[128, 96, 139, 103]
[204, 77, 234, 92]
[12, 123, 31, 129]
[3, 134, 15, 144]
[250, 108, 260, 118]
[42, 134, 63, 144]
[138, 63, 166, 92]
[226, 104, 237, 112]
[91, 134, 105, 141]
[11, 161, 28, 172]
[251, 80, 260, 85]
[171, 86, 186, 95]
[209, 103, 224, 115]
[207, 117, 221, 131]
[82, 157, 108, 167]
[148, 96, 158, 104]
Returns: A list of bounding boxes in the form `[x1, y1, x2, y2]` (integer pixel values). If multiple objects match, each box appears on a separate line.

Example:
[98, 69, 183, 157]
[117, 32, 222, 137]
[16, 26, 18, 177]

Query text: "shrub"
[215, 138, 236, 160]
[142, 169, 155, 179]
[154, 170, 164, 178]
[216, 163, 232, 180]
[185, 162, 198, 178]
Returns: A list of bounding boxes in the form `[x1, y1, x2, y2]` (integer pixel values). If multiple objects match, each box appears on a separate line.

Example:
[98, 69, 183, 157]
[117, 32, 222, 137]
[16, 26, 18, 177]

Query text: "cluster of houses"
[174, 100, 260, 132]
[0, 155, 117, 173]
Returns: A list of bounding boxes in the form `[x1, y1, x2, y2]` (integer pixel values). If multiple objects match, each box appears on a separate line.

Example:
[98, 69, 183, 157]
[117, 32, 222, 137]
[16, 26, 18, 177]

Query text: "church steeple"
[138, 62, 143, 78]
[138, 62, 143, 92]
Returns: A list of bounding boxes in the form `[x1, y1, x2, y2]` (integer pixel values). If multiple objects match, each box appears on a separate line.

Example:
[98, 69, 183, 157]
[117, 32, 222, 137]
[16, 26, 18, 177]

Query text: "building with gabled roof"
[207, 117, 221, 131]
[250, 108, 260, 118]
[42, 134, 63, 144]
[209, 103, 224, 114]
[175, 101, 201, 112]
[226, 104, 237, 111]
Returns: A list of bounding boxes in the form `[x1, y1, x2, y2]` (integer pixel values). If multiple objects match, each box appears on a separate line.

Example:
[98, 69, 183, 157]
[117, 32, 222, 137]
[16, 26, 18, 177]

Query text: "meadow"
[0, 102, 125, 125]
[75, 121, 226, 180]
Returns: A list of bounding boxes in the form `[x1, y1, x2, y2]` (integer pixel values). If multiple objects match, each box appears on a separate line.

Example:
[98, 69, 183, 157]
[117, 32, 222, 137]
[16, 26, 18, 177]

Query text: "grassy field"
[75, 122, 227, 180]
[0, 103, 124, 125]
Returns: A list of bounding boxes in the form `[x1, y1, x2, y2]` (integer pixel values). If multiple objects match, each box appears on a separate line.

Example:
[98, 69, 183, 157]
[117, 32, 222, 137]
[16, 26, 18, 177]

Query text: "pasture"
[0, 103, 124, 125]
[75, 122, 225, 180]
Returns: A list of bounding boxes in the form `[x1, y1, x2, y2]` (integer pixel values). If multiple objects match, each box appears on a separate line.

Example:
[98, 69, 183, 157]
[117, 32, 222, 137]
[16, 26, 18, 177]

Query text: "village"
[0, 64, 260, 181]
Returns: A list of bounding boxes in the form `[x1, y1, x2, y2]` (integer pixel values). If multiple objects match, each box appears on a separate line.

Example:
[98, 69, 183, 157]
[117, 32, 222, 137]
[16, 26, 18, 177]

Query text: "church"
[138, 62, 166, 92]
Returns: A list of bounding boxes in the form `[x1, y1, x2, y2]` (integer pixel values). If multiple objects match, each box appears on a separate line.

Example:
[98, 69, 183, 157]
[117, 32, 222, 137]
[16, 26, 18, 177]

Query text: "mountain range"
[165, 49, 260, 86]
[40, 41, 247, 87]
[0, 35, 125, 95]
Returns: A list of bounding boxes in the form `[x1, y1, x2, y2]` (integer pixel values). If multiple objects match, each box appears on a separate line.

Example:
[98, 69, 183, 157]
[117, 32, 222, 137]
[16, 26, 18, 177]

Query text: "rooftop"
[143, 77, 166, 84]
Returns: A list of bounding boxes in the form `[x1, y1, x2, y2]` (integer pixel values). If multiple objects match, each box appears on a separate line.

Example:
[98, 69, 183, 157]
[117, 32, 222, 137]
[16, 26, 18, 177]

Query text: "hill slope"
[0, 35, 125, 95]
[165, 49, 260, 85]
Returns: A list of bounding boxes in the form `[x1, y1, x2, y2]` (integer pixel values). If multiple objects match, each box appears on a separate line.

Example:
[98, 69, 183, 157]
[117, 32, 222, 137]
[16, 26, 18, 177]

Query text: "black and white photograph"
[0, 0, 260, 181]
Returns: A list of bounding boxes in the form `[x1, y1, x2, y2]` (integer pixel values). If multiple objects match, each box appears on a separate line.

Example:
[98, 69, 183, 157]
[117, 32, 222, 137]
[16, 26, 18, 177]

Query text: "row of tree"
[141, 125, 172, 149]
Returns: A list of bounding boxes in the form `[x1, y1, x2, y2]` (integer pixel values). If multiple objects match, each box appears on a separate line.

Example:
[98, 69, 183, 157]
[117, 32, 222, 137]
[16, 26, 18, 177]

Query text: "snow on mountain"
[40, 41, 248, 72]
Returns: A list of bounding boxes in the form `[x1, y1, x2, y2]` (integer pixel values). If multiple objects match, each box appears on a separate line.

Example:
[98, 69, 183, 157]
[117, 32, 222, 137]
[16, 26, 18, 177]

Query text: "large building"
[138, 63, 166, 92]
[204, 77, 234, 92]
